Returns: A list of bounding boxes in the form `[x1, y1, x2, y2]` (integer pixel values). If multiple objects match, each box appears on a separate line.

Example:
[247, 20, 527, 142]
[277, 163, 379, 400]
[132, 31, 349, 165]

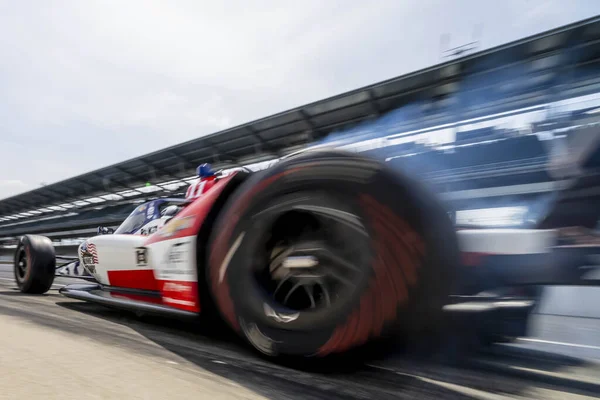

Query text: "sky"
[1, 0, 600, 200]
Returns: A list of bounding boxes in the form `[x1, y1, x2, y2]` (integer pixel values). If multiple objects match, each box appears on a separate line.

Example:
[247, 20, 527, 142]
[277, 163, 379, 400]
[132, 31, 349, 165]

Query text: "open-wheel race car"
[12, 149, 600, 359]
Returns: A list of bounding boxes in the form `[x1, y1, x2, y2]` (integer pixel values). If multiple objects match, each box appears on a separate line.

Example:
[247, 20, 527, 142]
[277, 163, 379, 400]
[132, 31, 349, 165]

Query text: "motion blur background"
[3, 2, 600, 246]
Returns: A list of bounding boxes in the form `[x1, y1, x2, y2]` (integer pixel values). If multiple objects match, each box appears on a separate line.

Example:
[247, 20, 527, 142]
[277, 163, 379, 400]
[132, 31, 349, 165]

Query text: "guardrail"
[537, 286, 600, 319]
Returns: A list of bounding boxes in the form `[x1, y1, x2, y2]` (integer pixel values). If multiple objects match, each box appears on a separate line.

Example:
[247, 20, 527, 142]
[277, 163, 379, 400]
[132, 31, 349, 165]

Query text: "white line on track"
[518, 337, 600, 351]
[366, 364, 510, 400]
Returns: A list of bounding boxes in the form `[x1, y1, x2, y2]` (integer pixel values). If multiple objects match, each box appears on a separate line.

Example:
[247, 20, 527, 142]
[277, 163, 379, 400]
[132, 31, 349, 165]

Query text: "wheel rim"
[266, 240, 361, 311]
[250, 194, 371, 320]
[16, 249, 28, 283]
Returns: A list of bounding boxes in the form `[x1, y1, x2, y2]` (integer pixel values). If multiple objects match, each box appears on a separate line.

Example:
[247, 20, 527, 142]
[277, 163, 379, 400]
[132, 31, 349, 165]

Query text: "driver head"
[196, 163, 215, 179]
[161, 205, 180, 218]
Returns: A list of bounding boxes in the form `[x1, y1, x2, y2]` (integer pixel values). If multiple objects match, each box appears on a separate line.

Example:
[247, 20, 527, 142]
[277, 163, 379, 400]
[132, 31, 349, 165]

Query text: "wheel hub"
[266, 240, 361, 312]
[16, 251, 28, 282]
[248, 196, 371, 328]
[281, 255, 319, 270]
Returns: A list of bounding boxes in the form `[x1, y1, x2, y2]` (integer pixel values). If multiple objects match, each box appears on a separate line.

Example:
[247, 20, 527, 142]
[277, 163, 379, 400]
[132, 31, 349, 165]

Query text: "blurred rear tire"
[14, 235, 56, 294]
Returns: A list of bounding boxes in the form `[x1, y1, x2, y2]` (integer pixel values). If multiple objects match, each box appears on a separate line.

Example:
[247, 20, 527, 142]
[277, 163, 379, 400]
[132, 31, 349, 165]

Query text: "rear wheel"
[208, 150, 459, 358]
[14, 235, 56, 294]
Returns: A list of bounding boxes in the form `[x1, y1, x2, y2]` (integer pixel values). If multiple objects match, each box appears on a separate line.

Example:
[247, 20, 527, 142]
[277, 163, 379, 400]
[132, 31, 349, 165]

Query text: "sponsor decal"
[160, 280, 198, 311]
[162, 282, 191, 292]
[159, 241, 193, 277]
[140, 225, 159, 236]
[147, 204, 155, 219]
[80, 242, 98, 274]
[159, 215, 195, 237]
[135, 247, 148, 267]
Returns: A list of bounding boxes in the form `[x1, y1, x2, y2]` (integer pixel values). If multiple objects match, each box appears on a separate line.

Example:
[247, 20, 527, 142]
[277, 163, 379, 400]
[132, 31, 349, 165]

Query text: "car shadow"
[52, 301, 493, 399]
[51, 300, 600, 399]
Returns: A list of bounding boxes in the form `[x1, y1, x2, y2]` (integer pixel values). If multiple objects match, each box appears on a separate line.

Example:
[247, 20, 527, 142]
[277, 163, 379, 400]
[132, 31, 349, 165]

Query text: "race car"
[11, 149, 600, 359]
[50, 198, 189, 280]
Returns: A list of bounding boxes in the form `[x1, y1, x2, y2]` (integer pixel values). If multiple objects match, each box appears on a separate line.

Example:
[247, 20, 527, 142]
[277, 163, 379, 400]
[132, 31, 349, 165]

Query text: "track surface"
[1, 264, 600, 399]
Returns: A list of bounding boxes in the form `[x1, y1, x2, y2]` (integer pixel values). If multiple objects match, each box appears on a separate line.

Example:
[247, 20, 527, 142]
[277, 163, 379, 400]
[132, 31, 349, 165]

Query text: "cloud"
[0, 0, 599, 199]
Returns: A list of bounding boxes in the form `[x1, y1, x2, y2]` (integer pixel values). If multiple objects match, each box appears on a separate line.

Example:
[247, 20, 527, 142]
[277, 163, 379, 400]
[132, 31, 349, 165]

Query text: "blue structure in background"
[310, 50, 600, 223]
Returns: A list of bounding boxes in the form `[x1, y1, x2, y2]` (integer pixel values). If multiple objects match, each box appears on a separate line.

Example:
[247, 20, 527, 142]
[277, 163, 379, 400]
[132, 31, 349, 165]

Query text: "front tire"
[14, 235, 56, 294]
[208, 150, 459, 358]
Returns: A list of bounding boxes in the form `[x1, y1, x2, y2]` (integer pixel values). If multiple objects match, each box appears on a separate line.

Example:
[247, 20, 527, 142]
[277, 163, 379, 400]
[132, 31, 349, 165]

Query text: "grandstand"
[2, 15, 600, 244]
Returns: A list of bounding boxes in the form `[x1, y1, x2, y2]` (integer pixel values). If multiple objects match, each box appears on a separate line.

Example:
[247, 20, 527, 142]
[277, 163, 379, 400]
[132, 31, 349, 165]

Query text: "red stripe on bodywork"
[107, 269, 160, 291]
[158, 280, 199, 313]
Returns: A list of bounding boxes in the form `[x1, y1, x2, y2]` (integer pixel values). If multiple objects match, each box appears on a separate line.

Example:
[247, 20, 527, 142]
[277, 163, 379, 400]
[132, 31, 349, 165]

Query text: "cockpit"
[112, 199, 187, 235]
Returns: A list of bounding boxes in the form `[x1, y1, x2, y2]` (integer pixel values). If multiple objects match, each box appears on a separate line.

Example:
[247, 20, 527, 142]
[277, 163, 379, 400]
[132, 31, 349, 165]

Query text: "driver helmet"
[197, 163, 215, 179]
[160, 205, 181, 218]
[185, 163, 216, 202]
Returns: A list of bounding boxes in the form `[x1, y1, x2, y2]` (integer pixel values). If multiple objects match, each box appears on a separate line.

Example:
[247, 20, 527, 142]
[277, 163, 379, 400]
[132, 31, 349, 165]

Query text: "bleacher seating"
[377, 130, 549, 190]
[0, 203, 135, 237]
[455, 127, 496, 144]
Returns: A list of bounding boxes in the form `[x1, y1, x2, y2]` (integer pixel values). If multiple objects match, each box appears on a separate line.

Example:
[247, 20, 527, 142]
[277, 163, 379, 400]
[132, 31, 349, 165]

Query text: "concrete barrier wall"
[536, 286, 600, 319]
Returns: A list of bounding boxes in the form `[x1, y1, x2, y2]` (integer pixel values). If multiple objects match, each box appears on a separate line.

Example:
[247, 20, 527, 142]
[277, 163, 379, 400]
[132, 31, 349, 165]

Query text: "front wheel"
[207, 151, 459, 358]
[14, 235, 56, 294]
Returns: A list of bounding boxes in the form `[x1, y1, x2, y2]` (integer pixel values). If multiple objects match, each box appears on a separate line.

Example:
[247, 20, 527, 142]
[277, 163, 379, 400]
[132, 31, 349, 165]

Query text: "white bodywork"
[56, 216, 173, 281]
[79, 234, 148, 285]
